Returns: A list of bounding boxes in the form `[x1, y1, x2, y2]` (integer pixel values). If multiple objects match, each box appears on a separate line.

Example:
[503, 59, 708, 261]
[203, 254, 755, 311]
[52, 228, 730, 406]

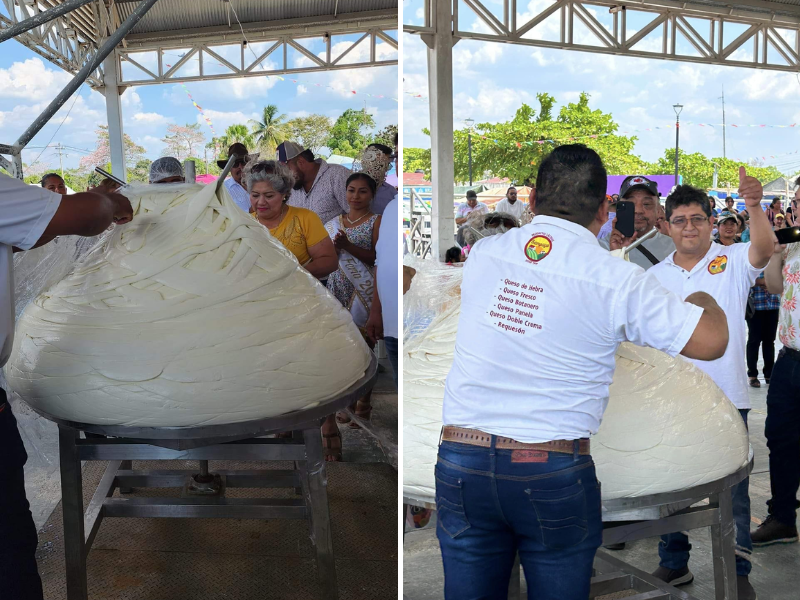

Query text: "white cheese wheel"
[402, 265, 748, 503]
[5, 183, 371, 427]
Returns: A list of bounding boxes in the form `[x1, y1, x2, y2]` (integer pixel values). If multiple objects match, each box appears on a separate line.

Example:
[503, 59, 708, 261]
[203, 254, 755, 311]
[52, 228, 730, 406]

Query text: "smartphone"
[615, 201, 635, 238]
[776, 227, 800, 245]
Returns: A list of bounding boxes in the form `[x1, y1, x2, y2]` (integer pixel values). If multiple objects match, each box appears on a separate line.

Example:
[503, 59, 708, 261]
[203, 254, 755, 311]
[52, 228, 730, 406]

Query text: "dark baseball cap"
[466, 190, 477, 199]
[619, 175, 659, 199]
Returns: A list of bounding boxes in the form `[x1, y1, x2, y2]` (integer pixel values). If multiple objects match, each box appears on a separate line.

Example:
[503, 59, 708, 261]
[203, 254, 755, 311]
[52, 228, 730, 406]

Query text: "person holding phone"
[754, 177, 800, 549]
[601, 175, 675, 270]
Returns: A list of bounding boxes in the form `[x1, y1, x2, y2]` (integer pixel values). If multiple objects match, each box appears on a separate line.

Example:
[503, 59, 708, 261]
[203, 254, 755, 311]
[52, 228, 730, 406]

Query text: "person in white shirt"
[603, 175, 675, 270]
[0, 173, 133, 600]
[218, 143, 254, 213]
[437, 144, 729, 599]
[455, 190, 488, 225]
[495, 186, 527, 222]
[278, 141, 351, 227]
[642, 173, 772, 600]
[366, 196, 399, 381]
[754, 177, 800, 549]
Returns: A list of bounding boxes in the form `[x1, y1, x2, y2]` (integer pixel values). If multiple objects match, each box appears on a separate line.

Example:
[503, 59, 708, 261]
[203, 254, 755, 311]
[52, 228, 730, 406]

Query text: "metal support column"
[58, 426, 89, 600]
[426, 0, 455, 261]
[0, 0, 95, 44]
[103, 53, 127, 181]
[710, 490, 738, 600]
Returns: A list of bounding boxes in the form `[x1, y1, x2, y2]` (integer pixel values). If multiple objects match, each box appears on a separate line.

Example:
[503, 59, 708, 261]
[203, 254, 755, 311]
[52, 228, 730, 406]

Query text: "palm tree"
[223, 124, 254, 150]
[250, 105, 287, 155]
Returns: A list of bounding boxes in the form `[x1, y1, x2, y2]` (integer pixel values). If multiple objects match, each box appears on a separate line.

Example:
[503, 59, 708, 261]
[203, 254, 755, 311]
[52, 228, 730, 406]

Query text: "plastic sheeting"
[402, 256, 749, 504]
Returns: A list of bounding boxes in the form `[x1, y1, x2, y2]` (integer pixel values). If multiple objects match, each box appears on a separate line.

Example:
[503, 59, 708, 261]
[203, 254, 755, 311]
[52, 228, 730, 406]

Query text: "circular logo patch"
[524, 234, 553, 262]
[708, 255, 728, 275]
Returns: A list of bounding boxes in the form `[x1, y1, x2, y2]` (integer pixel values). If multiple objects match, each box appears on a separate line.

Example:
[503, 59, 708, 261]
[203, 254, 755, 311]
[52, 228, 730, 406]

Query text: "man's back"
[444, 216, 702, 443]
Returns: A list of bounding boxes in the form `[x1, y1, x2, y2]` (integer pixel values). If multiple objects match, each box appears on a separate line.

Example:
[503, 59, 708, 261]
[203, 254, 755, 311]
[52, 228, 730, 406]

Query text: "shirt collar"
[307, 159, 329, 194]
[530, 214, 599, 245]
[663, 242, 721, 273]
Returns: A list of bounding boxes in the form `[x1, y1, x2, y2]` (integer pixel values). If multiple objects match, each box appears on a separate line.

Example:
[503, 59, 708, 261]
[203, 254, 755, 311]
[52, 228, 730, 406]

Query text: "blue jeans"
[0, 393, 44, 599]
[659, 409, 752, 576]
[384, 336, 398, 384]
[435, 438, 602, 600]
[765, 350, 800, 525]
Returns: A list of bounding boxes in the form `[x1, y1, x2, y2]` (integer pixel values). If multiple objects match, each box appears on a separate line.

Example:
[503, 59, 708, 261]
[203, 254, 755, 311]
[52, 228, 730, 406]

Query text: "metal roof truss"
[406, 0, 800, 72]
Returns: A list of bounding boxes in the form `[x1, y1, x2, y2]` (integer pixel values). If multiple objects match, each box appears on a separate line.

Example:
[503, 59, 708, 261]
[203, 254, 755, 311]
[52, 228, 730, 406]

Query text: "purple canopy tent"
[607, 175, 681, 197]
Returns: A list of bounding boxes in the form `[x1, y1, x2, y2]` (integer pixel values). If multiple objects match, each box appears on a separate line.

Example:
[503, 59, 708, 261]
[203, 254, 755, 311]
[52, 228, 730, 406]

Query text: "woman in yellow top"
[246, 160, 337, 279]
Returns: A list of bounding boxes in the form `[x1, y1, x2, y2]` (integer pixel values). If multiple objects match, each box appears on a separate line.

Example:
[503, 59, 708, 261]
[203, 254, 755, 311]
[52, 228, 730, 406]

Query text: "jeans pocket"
[527, 481, 588, 550]
[435, 465, 471, 539]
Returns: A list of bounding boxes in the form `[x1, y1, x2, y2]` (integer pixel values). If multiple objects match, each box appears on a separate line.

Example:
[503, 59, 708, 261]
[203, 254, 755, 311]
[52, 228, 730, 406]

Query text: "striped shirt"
[224, 177, 251, 213]
[287, 159, 351, 225]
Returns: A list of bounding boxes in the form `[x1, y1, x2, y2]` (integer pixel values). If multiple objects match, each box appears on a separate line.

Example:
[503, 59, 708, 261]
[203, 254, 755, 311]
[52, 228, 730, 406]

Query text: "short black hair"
[665, 185, 712, 221]
[795, 175, 800, 188]
[298, 149, 315, 163]
[367, 143, 392, 157]
[445, 247, 462, 262]
[725, 196, 733, 201]
[507, 186, 517, 193]
[346, 172, 377, 196]
[41, 173, 64, 187]
[535, 144, 607, 226]
[466, 190, 477, 199]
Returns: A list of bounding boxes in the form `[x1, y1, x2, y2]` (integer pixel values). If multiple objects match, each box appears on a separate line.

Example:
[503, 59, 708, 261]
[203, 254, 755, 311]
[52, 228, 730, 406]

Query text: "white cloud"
[740, 70, 798, 101]
[199, 109, 259, 132]
[0, 58, 72, 100]
[132, 112, 170, 125]
[530, 50, 549, 67]
[297, 84, 308, 96]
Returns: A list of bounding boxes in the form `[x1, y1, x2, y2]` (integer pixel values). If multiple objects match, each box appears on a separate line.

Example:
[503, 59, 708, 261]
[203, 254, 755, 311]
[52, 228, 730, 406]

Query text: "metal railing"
[406, 189, 432, 258]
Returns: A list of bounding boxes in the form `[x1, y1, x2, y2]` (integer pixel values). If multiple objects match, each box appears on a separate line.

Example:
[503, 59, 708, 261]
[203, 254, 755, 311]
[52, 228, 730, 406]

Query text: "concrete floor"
[403, 358, 800, 600]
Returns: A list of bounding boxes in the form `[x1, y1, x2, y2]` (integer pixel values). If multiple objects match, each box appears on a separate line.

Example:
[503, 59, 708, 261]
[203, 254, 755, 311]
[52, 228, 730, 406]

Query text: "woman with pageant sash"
[325, 172, 382, 431]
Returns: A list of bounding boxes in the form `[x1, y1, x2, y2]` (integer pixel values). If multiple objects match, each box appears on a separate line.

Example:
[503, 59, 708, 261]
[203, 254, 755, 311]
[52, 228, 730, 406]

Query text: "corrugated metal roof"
[116, 0, 397, 36]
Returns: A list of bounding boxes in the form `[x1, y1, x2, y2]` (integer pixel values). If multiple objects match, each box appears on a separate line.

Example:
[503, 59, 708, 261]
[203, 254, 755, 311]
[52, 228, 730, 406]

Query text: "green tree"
[215, 124, 255, 154]
[453, 93, 646, 184]
[249, 105, 287, 155]
[646, 149, 782, 189]
[285, 114, 332, 153]
[127, 159, 152, 183]
[78, 126, 146, 174]
[326, 108, 376, 158]
[402, 147, 431, 176]
[161, 123, 205, 160]
[373, 124, 398, 148]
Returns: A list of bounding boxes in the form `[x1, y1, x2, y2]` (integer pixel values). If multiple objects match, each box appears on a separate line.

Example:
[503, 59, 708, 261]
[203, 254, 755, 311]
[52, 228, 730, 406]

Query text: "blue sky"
[402, 0, 800, 175]
[0, 34, 397, 172]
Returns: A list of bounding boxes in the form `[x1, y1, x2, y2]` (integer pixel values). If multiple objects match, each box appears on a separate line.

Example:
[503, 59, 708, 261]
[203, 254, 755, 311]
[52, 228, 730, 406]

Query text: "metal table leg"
[302, 427, 338, 600]
[710, 490, 738, 600]
[58, 426, 88, 600]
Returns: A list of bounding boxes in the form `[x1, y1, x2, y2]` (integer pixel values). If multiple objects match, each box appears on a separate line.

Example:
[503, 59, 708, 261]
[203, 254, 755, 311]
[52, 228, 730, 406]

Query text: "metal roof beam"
[123, 9, 398, 46]
[0, 0, 94, 44]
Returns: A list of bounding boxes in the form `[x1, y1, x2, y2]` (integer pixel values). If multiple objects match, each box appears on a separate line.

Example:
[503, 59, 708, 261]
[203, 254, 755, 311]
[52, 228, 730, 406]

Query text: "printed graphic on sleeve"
[523, 233, 554, 263]
[708, 255, 728, 275]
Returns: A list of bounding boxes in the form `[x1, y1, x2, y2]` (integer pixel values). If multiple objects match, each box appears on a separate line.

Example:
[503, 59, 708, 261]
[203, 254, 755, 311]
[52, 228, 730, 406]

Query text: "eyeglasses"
[232, 159, 247, 168]
[670, 216, 708, 228]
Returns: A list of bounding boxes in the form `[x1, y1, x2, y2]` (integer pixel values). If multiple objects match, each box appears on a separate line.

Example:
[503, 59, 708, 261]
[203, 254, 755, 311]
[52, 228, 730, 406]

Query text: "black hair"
[298, 149, 315, 163]
[41, 173, 64, 187]
[665, 185, 712, 221]
[507, 186, 517, 193]
[535, 144, 607, 226]
[795, 176, 800, 188]
[725, 196, 733, 201]
[445, 247, 462, 263]
[466, 190, 477, 199]
[367, 143, 392, 157]
[346, 172, 377, 196]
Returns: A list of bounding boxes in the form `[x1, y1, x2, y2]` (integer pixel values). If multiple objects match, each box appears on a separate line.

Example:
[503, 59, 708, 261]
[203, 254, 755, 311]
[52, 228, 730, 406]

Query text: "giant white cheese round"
[5, 183, 371, 427]
[402, 264, 749, 502]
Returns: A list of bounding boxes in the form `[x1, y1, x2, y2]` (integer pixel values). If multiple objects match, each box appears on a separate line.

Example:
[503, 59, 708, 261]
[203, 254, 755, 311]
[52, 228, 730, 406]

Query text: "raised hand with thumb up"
[737, 166, 763, 208]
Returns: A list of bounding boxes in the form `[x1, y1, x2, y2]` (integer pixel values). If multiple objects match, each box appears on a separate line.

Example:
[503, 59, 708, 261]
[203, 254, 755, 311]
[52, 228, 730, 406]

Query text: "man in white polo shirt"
[0, 172, 133, 600]
[437, 144, 729, 599]
[495, 186, 527, 222]
[644, 171, 773, 600]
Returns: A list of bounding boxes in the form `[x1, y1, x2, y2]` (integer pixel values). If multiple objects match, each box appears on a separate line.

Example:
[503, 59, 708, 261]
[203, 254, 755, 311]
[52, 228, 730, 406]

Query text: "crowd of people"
[430, 152, 800, 600]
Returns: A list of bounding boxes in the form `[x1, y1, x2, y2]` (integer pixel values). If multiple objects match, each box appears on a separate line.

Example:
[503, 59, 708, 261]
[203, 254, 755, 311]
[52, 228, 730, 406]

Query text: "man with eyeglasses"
[602, 175, 675, 270]
[217, 143, 255, 213]
[755, 177, 800, 550]
[643, 170, 774, 600]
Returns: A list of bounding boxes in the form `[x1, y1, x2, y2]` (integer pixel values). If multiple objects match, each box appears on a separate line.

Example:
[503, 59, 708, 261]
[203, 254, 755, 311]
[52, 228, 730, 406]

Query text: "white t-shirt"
[495, 198, 527, 221]
[443, 215, 703, 443]
[376, 197, 398, 339]
[456, 201, 488, 220]
[0, 174, 62, 367]
[649, 242, 761, 409]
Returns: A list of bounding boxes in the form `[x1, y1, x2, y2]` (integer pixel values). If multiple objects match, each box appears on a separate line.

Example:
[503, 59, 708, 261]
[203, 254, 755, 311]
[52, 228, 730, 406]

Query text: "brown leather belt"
[442, 426, 590, 455]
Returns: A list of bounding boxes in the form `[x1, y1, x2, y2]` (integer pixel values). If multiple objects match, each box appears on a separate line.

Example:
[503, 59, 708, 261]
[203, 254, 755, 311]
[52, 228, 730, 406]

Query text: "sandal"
[749, 377, 761, 388]
[349, 397, 372, 429]
[322, 430, 342, 462]
[335, 403, 356, 425]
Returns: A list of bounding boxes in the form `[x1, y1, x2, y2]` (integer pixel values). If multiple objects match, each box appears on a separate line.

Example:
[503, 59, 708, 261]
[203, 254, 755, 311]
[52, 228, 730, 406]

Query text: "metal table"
[403, 454, 753, 600]
[36, 355, 377, 600]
